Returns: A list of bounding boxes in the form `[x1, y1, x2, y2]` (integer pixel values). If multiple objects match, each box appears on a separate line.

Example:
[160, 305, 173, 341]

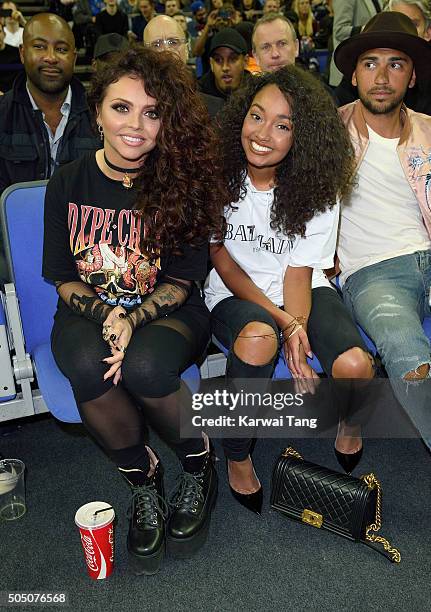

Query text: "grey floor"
[1, 415, 430, 612]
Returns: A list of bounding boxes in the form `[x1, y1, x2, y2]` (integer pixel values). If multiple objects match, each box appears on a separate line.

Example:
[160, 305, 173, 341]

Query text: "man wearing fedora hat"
[335, 11, 431, 449]
[334, 1, 431, 114]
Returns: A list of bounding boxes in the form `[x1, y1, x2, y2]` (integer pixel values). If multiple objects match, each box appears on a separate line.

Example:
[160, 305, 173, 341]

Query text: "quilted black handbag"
[270, 447, 401, 563]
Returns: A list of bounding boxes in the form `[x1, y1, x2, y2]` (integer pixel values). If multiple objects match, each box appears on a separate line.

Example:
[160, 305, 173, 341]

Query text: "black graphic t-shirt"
[43, 152, 208, 309]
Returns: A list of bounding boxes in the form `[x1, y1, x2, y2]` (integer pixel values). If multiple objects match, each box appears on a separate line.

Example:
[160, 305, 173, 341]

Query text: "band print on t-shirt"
[68, 202, 160, 308]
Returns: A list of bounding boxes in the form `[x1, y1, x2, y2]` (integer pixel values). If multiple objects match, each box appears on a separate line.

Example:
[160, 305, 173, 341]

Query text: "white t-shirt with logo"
[204, 175, 339, 311]
[338, 125, 431, 286]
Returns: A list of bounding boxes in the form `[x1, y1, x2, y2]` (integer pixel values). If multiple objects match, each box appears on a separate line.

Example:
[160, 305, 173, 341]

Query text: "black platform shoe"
[125, 460, 169, 576]
[227, 458, 263, 515]
[167, 451, 218, 558]
[334, 445, 363, 475]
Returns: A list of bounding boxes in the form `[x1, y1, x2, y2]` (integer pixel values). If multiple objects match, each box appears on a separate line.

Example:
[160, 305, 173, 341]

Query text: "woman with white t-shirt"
[205, 66, 375, 514]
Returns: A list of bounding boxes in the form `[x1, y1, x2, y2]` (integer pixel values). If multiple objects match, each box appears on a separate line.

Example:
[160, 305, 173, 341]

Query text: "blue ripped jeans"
[342, 250, 431, 448]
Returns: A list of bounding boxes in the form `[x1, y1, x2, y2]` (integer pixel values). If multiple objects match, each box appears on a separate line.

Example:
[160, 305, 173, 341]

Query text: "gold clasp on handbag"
[301, 509, 323, 528]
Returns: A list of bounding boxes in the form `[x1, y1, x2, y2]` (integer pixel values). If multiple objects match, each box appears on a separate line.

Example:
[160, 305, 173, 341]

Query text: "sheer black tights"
[53, 312, 208, 473]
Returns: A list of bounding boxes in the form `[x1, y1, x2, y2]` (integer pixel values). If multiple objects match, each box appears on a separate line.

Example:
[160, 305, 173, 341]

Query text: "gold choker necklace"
[103, 152, 138, 189]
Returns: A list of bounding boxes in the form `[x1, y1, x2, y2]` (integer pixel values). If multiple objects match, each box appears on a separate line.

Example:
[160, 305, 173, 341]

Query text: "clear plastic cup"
[0, 459, 26, 521]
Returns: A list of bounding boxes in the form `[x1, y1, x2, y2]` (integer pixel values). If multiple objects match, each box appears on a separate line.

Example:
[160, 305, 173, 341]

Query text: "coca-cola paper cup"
[75, 502, 115, 580]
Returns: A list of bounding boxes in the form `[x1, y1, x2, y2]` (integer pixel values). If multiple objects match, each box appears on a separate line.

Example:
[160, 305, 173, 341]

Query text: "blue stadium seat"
[0, 181, 200, 424]
[314, 49, 329, 74]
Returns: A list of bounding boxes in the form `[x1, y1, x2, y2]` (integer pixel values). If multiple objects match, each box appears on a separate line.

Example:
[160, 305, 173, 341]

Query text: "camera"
[0, 8, 13, 17]
[217, 8, 231, 19]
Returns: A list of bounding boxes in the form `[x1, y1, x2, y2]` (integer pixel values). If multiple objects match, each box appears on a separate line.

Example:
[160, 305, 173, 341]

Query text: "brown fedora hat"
[334, 11, 431, 84]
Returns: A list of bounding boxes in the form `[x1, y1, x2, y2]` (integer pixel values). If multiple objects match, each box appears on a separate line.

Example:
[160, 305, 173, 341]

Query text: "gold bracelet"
[282, 315, 307, 335]
[287, 324, 303, 339]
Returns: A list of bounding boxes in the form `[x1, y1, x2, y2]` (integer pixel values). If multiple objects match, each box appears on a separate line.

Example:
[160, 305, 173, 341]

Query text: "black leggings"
[211, 287, 370, 461]
[52, 298, 210, 475]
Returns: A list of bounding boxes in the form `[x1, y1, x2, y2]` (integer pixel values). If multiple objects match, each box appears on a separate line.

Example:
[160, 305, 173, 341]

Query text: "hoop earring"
[97, 124, 104, 141]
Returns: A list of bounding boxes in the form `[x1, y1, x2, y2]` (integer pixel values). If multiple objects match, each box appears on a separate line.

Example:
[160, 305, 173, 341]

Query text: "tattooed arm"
[55, 276, 191, 329]
[126, 276, 192, 331]
[55, 281, 116, 325]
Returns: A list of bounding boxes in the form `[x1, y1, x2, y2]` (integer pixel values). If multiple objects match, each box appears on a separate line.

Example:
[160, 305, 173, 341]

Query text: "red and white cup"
[75, 502, 115, 580]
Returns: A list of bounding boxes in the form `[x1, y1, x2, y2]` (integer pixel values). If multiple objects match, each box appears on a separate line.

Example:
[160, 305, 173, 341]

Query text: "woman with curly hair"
[43, 46, 227, 574]
[205, 66, 375, 514]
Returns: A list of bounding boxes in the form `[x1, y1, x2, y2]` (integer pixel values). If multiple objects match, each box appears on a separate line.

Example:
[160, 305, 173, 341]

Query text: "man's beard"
[359, 87, 406, 115]
[31, 70, 69, 96]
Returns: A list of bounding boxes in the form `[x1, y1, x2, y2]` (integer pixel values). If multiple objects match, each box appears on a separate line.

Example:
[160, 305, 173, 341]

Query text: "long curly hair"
[218, 66, 356, 238]
[88, 45, 228, 254]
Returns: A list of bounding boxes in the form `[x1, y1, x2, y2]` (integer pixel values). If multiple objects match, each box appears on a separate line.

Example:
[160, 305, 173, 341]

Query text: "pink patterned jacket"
[339, 100, 431, 238]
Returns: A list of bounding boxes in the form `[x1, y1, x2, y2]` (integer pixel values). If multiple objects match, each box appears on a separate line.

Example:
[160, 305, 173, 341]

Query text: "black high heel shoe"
[334, 445, 363, 475]
[227, 458, 263, 515]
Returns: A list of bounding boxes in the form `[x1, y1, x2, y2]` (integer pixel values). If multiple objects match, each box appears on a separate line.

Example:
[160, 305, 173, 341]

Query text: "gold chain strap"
[282, 447, 303, 460]
[281, 449, 401, 563]
[361, 473, 401, 563]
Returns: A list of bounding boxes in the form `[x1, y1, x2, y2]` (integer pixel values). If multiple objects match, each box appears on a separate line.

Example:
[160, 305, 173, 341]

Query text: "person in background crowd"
[95, 0, 129, 36]
[198, 27, 250, 99]
[193, 3, 239, 73]
[334, 0, 431, 115]
[173, 10, 194, 49]
[92, 31, 128, 68]
[238, 0, 262, 23]
[330, 0, 383, 87]
[252, 13, 298, 71]
[386, 0, 431, 39]
[72, 0, 104, 55]
[235, 20, 261, 71]
[311, 0, 330, 21]
[334, 11, 431, 452]
[118, 0, 138, 14]
[1, 1, 25, 47]
[130, 0, 155, 39]
[0, 19, 22, 93]
[293, 0, 319, 39]
[189, 0, 207, 36]
[292, 0, 320, 69]
[284, 0, 299, 26]
[0, 13, 99, 195]
[205, 66, 373, 511]
[263, 0, 281, 15]
[144, 14, 188, 58]
[43, 45, 227, 575]
[49, 0, 77, 25]
[165, 0, 180, 15]
[313, 0, 333, 49]
[144, 14, 223, 116]
[252, 13, 333, 80]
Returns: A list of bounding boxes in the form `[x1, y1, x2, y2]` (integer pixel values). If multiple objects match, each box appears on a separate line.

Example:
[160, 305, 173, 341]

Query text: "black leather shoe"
[167, 452, 218, 558]
[127, 461, 168, 575]
[334, 445, 363, 475]
[227, 458, 263, 515]
[229, 484, 263, 515]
